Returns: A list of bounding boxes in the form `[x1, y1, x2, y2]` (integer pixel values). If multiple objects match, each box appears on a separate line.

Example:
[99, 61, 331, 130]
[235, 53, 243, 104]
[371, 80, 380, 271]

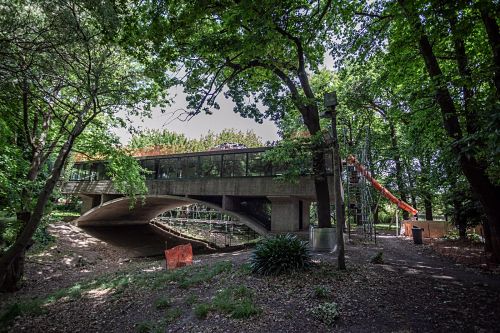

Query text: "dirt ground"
[1, 222, 499, 333]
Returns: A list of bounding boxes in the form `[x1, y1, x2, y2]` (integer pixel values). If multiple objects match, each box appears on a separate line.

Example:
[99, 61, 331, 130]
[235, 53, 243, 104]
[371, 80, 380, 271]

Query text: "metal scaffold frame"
[343, 127, 376, 242]
[156, 204, 258, 247]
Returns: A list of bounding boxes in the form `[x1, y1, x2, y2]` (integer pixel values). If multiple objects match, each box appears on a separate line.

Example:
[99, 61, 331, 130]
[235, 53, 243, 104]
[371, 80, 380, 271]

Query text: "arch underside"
[76, 195, 268, 235]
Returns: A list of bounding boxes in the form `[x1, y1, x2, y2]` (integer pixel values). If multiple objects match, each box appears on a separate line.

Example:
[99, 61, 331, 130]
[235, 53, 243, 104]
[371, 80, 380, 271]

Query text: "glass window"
[79, 163, 91, 180]
[179, 156, 198, 178]
[200, 155, 221, 177]
[96, 162, 109, 180]
[89, 163, 96, 181]
[158, 158, 179, 179]
[140, 159, 156, 179]
[222, 153, 246, 177]
[69, 164, 82, 180]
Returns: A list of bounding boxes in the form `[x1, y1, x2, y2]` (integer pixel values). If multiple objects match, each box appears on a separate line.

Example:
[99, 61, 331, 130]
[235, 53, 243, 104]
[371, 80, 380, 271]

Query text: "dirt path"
[333, 233, 500, 332]
[2, 223, 499, 333]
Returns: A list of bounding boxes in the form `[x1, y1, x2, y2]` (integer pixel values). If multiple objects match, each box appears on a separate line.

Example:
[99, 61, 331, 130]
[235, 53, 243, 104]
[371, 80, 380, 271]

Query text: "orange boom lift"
[347, 155, 418, 217]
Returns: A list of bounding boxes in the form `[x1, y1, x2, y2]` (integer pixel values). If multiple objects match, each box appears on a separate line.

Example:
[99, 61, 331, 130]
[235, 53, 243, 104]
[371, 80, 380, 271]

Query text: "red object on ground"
[165, 243, 193, 269]
[347, 155, 418, 217]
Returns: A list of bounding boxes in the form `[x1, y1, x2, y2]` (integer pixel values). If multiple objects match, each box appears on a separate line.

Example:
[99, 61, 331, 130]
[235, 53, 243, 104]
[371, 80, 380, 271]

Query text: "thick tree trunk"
[312, 150, 332, 228]
[457, 212, 467, 241]
[0, 132, 79, 290]
[424, 197, 433, 221]
[389, 122, 409, 220]
[270, 55, 332, 230]
[483, 222, 493, 252]
[399, 0, 500, 262]
[404, 159, 418, 212]
[480, 6, 500, 98]
[302, 106, 332, 229]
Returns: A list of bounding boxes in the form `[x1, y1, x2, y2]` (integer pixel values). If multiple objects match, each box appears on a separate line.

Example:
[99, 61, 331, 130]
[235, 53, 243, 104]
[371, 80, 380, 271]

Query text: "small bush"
[249, 234, 311, 276]
[370, 251, 384, 264]
[194, 303, 210, 319]
[313, 286, 330, 299]
[310, 302, 340, 326]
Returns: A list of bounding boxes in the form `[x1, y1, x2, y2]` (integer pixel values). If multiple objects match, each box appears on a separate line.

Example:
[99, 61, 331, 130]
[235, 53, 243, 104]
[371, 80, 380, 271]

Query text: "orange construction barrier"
[165, 243, 193, 269]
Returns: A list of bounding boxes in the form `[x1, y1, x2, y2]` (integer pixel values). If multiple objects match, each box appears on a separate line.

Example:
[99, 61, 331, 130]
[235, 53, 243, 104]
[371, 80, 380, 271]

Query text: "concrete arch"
[76, 195, 268, 235]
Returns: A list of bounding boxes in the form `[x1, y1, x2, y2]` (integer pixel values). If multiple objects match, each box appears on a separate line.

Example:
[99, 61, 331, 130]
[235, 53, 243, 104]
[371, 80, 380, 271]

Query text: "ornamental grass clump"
[249, 234, 312, 276]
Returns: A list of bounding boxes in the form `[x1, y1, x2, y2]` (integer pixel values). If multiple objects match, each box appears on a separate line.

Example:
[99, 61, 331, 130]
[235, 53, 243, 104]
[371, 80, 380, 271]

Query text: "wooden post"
[396, 210, 399, 237]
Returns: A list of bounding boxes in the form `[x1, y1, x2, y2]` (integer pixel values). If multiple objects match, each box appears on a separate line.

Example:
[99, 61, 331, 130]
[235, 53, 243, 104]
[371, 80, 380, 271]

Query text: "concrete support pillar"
[269, 196, 300, 232]
[300, 200, 311, 231]
[79, 194, 101, 214]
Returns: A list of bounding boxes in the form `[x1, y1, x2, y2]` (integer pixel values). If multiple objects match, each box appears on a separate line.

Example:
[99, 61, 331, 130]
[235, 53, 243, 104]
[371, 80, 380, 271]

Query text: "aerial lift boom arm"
[347, 155, 418, 217]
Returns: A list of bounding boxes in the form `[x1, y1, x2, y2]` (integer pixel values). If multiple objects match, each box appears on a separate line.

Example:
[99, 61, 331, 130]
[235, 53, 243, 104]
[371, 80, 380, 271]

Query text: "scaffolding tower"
[344, 128, 376, 242]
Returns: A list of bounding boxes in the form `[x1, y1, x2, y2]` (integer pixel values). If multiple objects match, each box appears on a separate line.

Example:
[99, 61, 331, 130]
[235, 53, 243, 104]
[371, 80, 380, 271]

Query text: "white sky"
[114, 54, 335, 145]
[114, 85, 280, 144]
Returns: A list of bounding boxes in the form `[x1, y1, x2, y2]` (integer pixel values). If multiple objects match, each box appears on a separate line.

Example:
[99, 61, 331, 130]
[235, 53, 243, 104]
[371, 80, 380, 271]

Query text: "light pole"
[323, 92, 346, 270]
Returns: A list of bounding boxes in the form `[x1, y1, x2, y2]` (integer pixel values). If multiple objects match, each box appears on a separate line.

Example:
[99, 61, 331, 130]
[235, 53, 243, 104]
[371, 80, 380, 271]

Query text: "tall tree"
[394, 0, 500, 261]
[124, 0, 342, 230]
[0, 0, 158, 290]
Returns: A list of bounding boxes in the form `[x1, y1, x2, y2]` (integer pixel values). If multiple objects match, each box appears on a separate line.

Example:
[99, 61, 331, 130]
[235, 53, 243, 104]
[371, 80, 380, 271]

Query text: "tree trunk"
[302, 106, 332, 229]
[404, 159, 418, 212]
[388, 121, 409, 220]
[312, 150, 332, 228]
[0, 130, 79, 290]
[330, 108, 346, 270]
[480, 6, 500, 98]
[399, 0, 500, 262]
[424, 196, 433, 221]
[483, 222, 493, 252]
[367, 124, 379, 224]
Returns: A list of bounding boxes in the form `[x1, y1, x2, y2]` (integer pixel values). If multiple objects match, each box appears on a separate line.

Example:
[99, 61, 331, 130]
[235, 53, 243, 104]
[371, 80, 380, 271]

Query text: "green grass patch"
[164, 307, 182, 323]
[154, 297, 171, 310]
[185, 294, 198, 306]
[313, 285, 331, 299]
[0, 261, 233, 330]
[178, 261, 232, 289]
[0, 300, 45, 332]
[237, 263, 253, 276]
[194, 303, 210, 319]
[196, 285, 260, 320]
[136, 320, 163, 333]
[136, 321, 154, 333]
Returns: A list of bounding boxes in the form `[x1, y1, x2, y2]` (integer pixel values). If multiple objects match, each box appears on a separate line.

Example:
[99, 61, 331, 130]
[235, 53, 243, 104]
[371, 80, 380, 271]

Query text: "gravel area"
[2, 222, 499, 332]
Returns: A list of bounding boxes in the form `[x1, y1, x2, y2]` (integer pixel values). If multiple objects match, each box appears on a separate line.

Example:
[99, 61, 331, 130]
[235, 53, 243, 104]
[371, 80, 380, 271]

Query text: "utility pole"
[323, 92, 346, 270]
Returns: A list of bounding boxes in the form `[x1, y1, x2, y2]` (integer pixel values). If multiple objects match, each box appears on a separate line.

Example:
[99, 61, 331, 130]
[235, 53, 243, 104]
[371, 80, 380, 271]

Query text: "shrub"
[194, 303, 210, 319]
[310, 302, 340, 326]
[313, 286, 331, 299]
[249, 234, 311, 276]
